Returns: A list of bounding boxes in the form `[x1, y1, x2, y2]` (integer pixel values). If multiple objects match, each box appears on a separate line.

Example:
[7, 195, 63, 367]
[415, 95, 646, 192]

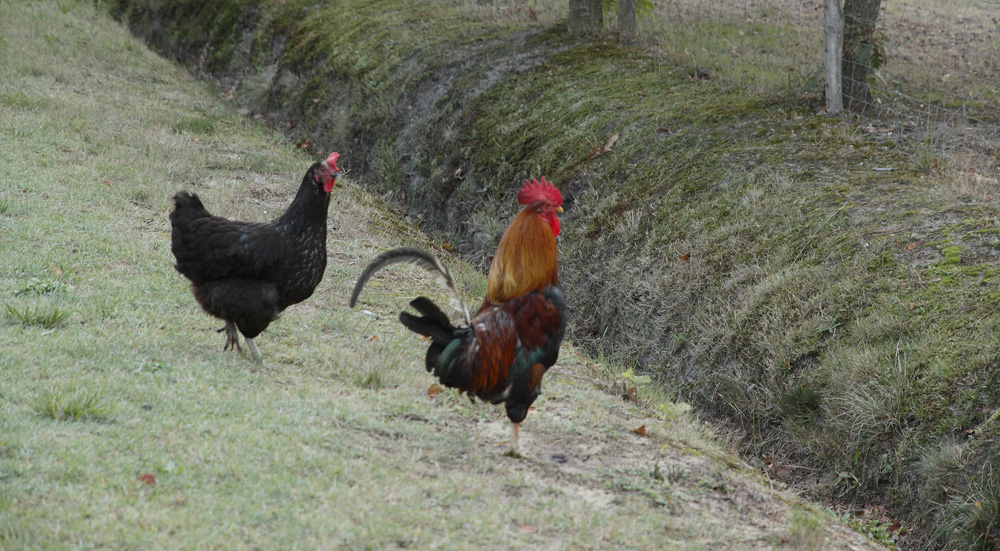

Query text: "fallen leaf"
[774, 465, 793, 478]
[587, 143, 603, 159]
[632, 424, 648, 437]
[679, 252, 690, 262]
[909, 302, 915, 310]
[907, 242, 916, 250]
[442, 243, 453, 251]
[138, 473, 157, 486]
[517, 525, 534, 534]
[427, 383, 443, 396]
[603, 133, 619, 152]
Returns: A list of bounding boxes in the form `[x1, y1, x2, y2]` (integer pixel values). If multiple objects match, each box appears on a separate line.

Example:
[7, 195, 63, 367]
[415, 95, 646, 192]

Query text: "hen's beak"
[556, 206, 564, 213]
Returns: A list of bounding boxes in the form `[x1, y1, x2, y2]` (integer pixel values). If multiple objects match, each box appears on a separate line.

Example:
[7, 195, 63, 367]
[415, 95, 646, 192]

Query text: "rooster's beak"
[555, 206, 564, 213]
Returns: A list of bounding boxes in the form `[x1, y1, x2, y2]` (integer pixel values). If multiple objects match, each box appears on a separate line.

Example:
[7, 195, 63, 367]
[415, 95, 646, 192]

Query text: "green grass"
[13, 277, 72, 296]
[5, 302, 71, 328]
[97, 0, 1000, 547]
[171, 114, 217, 135]
[0, 1, 892, 550]
[31, 388, 115, 422]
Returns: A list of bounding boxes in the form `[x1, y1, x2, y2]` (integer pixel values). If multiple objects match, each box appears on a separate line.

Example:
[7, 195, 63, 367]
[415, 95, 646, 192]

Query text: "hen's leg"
[245, 338, 262, 363]
[217, 322, 242, 353]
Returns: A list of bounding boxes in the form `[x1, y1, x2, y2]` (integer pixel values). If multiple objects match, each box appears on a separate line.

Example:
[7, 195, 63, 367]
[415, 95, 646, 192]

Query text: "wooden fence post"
[824, 0, 844, 114]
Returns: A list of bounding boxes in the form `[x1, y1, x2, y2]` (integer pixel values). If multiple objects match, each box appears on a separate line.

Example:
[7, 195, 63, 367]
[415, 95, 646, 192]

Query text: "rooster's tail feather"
[349, 247, 471, 325]
[399, 303, 455, 345]
[408, 296, 451, 328]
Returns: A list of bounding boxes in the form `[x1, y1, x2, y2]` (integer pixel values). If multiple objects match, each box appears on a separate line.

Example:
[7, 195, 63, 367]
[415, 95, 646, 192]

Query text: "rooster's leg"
[511, 422, 523, 457]
[245, 338, 262, 363]
[217, 322, 242, 353]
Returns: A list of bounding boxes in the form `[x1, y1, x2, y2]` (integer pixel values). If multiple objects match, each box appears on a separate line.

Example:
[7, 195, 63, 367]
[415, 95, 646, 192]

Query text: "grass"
[5, 302, 71, 329]
[787, 507, 828, 550]
[31, 389, 115, 422]
[915, 120, 940, 174]
[96, 0, 1000, 547]
[13, 277, 72, 296]
[0, 1, 892, 550]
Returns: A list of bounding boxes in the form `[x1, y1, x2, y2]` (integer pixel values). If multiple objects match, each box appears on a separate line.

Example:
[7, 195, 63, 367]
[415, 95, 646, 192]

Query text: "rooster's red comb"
[518, 177, 562, 206]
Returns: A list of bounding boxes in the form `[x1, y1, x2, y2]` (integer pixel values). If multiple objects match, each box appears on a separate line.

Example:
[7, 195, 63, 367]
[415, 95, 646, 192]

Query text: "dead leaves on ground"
[620, 380, 642, 403]
[587, 133, 619, 159]
[763, 456, 792, 479]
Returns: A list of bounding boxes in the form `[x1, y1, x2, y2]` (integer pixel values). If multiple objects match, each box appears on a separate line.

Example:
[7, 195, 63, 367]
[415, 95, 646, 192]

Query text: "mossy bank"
[108, 0, 1000, 547]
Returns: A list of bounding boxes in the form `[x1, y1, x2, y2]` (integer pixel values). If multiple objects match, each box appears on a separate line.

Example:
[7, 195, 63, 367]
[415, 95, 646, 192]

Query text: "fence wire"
[648, 0, 1000, 147]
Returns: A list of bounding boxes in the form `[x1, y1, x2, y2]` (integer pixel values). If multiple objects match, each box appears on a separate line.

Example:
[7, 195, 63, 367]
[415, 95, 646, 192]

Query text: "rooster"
[350, 177, 566, 455]
[170, 151, 341, 362]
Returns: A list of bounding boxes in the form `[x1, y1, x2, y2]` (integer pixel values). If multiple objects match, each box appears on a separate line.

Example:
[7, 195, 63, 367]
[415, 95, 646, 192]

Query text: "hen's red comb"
[518, 177, 562, 206]
[325, 152, 341, 172]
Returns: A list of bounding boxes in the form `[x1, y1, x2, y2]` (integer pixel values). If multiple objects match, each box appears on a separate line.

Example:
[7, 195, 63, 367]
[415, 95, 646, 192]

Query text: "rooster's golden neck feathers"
[486, 178, 563, 305]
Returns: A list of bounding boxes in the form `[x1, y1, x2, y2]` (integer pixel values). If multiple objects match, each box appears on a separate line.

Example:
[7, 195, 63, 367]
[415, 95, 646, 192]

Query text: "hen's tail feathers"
[349, 247, 471, 325]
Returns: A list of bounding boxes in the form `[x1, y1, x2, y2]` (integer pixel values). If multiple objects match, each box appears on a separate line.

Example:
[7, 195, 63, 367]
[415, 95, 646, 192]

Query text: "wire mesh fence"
[646, 0, 999, 145]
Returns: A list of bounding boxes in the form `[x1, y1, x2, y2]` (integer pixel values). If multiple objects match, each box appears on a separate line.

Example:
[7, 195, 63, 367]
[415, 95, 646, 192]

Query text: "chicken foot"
[218, 322, 243, 353]
[216, 323, 263, 363]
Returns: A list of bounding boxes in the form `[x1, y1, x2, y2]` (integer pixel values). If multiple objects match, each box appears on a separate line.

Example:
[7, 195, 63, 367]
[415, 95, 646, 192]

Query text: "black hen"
[170, 151, 340, 362]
